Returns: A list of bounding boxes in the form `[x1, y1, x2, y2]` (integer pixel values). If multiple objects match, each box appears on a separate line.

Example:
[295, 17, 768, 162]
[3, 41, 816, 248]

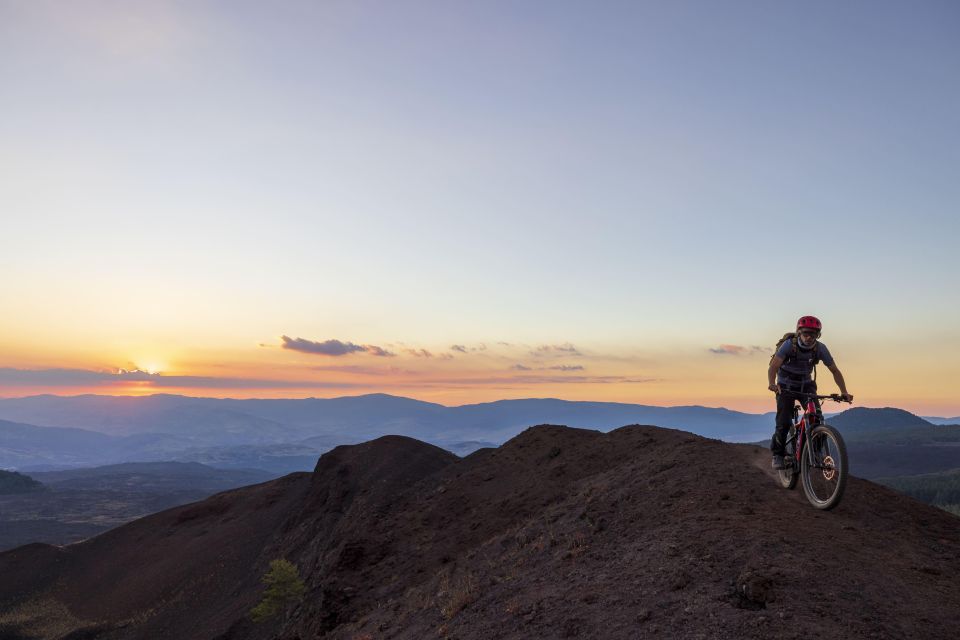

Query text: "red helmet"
[797, 315, 822, 332]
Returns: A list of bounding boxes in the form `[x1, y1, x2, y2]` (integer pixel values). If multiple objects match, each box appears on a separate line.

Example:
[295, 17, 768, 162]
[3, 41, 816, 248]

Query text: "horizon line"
[0, 391, 944, 418]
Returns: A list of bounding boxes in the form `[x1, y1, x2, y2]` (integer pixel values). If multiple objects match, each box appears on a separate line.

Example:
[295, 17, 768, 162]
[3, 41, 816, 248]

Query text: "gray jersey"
[776, 339, 834, 387]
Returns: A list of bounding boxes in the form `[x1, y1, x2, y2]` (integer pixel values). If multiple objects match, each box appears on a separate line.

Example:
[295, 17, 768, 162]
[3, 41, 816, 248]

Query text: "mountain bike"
[776, 393, 852, 510]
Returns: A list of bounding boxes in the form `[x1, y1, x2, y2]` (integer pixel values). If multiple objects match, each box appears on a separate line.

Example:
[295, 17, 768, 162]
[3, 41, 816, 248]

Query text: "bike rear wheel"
[777, 426, 798, 490]
[801, 424, 848, 510]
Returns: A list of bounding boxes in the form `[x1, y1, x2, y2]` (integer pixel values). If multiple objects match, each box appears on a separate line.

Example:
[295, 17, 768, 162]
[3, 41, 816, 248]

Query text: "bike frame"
[786, 398, 822, 465]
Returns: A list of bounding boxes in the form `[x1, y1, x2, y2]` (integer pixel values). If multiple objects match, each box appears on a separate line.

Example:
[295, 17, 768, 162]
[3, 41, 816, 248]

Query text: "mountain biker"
[768, 316, 853, 469]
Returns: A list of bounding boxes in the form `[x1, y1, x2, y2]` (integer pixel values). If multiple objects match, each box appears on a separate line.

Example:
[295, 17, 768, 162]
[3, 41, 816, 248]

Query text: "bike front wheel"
[801, 424, 848, 510]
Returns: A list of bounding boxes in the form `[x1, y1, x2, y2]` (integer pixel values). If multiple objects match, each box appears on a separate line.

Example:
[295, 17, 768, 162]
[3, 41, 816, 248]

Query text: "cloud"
[404, 348, 433, 358]
[450, 345, 468, 353]
[281, 336, 394, 357]
[510, 364, 584, 372]
[709, 344, 767, 356]
[282, 336, 364, 356]
[309, 365, 389, 376]
[407, 374, 658, 387]
[532, 343, 582, 356]
[0, 365, 662, 396]
[0, 367, 358, 390]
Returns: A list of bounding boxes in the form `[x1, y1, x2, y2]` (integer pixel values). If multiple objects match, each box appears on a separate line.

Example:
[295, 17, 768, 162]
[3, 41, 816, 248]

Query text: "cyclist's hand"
[768, 383, 781, 394]
[840, 393, 853, 402]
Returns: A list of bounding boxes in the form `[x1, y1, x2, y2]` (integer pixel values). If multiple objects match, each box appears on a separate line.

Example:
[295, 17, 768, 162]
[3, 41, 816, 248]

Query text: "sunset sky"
[2, 1, 958, 414]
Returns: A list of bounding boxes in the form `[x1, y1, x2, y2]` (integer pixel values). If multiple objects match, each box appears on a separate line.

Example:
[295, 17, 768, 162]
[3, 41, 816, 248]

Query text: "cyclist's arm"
[826, 363, 852, 400]
[768, 356, 784, 392]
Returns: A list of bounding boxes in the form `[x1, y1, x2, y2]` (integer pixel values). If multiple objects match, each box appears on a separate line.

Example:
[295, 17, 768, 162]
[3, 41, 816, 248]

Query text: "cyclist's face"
[799, 331, 818, 345]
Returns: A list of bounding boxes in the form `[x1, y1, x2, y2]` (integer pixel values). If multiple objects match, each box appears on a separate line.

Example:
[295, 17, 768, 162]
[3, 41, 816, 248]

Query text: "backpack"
[772, 332, 821, 369]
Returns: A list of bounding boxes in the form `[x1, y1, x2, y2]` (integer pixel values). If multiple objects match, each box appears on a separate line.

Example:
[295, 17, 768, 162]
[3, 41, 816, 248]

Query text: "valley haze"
[1, 393, 778, 473]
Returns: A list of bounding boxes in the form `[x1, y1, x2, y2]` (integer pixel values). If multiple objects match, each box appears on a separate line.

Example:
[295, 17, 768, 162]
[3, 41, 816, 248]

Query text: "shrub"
[250, 559, 306, 623]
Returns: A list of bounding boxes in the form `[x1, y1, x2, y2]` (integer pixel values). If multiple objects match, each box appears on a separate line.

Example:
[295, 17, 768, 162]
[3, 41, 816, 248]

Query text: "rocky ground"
[1, 424, 958, 639]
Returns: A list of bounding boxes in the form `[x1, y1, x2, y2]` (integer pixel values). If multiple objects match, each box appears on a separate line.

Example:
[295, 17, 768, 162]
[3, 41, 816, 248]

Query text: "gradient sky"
[2, 1, 958, 414]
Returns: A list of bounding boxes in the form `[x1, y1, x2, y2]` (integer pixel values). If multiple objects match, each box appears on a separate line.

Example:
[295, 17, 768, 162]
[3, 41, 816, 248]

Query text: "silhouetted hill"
[1, 425, 958, 639]
[819, 409, 960, 479]
[830, 407, 933, 435]
[0, 470, 44, 495]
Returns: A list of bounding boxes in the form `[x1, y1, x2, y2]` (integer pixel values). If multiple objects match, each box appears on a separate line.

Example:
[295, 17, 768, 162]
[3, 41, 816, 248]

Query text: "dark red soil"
[1, 425, 958, 640]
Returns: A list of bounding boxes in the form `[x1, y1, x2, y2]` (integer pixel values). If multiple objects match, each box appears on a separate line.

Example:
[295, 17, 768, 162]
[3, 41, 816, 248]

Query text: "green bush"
[250, 559, 306, 623]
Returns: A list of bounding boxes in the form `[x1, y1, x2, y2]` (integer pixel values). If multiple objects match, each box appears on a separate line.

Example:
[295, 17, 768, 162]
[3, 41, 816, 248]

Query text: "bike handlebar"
[791, 392, 852, 404]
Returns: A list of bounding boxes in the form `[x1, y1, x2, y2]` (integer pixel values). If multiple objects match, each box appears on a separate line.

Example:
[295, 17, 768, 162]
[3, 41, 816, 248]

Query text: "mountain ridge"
[1, 424, 957, 639]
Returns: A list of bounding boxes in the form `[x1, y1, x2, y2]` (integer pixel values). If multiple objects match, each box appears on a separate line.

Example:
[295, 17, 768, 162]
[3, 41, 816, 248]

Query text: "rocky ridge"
[0, 425, 958, 639]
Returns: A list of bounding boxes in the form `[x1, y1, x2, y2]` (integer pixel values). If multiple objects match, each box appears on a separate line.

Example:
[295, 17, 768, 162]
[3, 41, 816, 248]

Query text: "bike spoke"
[802, 428, 845, 507]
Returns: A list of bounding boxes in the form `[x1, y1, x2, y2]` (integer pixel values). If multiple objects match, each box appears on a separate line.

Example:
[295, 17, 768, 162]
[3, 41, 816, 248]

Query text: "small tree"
[250, 558, 306, 623]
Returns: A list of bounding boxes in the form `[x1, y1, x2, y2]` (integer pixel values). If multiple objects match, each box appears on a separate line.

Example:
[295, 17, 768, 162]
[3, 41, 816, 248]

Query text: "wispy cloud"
[509, 364, 585, 372]
[404, 348, 433, 358]
[708, 344, 767, 356]
[532, 343, 582, 356]
[410, 374, 657, 387]
[281, 336, 395, 357]
[450, 344, 468, 353]
[309, 365, 421, 377]
[0, 367, 357, 390]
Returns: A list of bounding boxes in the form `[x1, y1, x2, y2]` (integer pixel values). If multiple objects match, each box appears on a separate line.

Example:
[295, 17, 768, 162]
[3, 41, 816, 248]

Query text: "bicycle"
[776, 392, 852, 510]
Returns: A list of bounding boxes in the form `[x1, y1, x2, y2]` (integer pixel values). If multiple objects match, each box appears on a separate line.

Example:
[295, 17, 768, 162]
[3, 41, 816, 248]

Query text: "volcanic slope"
[1, 426, 959, 640]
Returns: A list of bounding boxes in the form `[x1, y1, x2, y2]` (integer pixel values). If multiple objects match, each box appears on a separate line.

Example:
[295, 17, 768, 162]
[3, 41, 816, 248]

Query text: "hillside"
[1, 425, 958, 639]
[876, 469, 960, 516]
[829, 406, 932, 432]
[0, 463, 279, 552]
[0, 470, 44, 495]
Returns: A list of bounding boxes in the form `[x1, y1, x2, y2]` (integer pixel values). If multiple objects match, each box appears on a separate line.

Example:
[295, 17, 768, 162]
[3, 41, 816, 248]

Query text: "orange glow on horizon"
[1, 337, 957, 416]
[1, 380, 956, 417]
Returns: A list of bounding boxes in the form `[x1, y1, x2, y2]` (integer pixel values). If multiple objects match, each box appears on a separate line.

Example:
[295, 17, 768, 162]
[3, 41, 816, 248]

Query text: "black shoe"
[772, 455, 786, 470]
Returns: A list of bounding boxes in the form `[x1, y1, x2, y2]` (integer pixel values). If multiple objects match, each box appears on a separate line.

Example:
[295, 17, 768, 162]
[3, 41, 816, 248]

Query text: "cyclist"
[767, 316, 853, 469]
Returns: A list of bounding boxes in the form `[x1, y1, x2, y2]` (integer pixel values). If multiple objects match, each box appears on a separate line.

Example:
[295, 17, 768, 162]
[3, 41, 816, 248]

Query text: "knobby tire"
[800, 424, 848, 510]
[777, 425, 798, 490]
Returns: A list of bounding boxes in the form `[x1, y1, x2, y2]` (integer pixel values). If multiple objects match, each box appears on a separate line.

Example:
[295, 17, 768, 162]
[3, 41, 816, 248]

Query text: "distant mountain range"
[1, 394, 957, 476]
[0, 394, 777, 472]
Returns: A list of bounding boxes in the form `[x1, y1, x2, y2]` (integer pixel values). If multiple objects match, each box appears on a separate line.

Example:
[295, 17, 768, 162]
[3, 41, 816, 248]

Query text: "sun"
[131, 362, 166, 375]
[142, 363, 164, 375]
